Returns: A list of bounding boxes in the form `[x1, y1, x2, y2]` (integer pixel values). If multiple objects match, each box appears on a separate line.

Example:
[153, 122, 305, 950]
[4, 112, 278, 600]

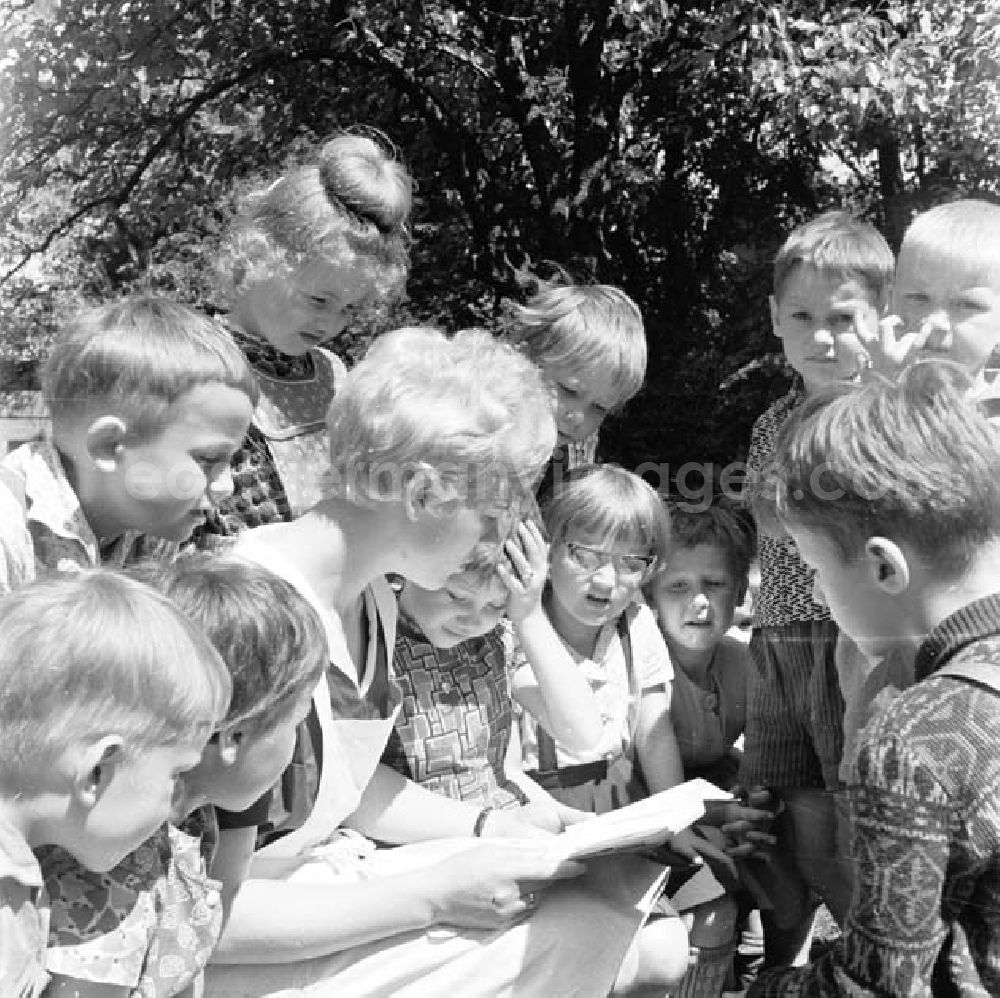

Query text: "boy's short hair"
[142, 555, 328, 735]
[505, 282, 647, 409]
[326, 326, 556, 513]
[761, 360, 1000, 576]
[664, 498, 756, 587]
[773, 210, 894, 305]
[543, 464, 671, 566]
[219, 130, 412, 301]
[898, 199, 1000, 276]
[43, 294, 259, 439]
[0, 570, 230, 792]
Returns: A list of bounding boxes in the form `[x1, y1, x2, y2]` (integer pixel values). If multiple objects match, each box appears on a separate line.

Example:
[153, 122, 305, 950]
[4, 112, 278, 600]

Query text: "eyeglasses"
[564, 541, 656, 580]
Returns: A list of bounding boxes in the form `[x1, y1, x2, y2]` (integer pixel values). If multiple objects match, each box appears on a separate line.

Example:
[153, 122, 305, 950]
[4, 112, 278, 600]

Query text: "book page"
[546, 777, 733, 863]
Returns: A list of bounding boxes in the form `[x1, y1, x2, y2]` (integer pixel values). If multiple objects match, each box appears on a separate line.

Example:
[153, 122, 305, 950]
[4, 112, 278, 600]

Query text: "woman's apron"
[233, 537, 400, 881]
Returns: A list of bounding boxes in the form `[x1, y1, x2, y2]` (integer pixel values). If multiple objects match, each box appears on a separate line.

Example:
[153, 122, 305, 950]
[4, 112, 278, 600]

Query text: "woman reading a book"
[205, 328, 695, 997]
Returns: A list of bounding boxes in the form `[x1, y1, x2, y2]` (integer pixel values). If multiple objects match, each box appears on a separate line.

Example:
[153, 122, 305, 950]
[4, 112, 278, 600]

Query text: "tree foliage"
[2, 0, 998, 469]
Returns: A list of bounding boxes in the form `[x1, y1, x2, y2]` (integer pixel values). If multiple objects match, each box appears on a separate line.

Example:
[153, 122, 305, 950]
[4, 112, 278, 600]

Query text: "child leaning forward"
[40, 556, 327, 998]
[0, 571, 230, 997]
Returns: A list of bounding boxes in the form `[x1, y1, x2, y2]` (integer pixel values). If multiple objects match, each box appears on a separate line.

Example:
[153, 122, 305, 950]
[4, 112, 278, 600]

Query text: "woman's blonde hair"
[219, 130, 413, 302]
[0, 570, 231, 792]
[506, 283, 647, 409]
[543, 464, 671, 565]
[325, 326, 556, 513]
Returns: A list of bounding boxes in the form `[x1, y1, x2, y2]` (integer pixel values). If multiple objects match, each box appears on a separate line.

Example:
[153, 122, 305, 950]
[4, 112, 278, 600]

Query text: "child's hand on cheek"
[497, 521, 549, 625]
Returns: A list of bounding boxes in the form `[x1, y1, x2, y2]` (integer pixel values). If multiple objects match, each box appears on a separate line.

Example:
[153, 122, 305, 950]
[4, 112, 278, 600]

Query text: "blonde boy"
[0, 570, 230, 995]
[0, 294, 257, 592]
[750, 360, 1000, 996]
[505, 282, 647, 496]
[855, 198, 1000, 394]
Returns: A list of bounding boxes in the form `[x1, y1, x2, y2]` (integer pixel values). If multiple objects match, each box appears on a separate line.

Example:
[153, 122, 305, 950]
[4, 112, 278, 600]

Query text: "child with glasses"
[510, 463, 742, 996]
[510, 464, 682, 815]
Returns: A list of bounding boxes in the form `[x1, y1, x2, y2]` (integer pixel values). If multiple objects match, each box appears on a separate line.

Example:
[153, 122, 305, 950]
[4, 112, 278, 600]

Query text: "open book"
[545, 777, 733, 863]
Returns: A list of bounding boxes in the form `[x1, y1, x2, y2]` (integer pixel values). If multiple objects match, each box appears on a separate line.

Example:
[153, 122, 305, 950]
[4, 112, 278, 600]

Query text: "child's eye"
[956, 296, 990, 313]
[791, 310, 811, 322]
[558, 382, 579, 398]
[903, 292, 930, 306]
[667, 581, 689, 593]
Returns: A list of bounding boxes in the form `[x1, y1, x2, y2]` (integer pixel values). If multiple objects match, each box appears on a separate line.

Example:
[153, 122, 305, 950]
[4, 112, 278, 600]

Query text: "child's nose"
[812, 327, 836, 353]
[920, 313, 953, 353]
[692, 592, 711, 617]
[592, 561, 617, 586]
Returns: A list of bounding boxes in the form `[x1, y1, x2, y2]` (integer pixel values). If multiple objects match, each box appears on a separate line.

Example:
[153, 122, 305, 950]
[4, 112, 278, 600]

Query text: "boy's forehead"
[663, 540, 738, 576]
[897, 241, 1000, 286]
[542, 358, 620, 407]
[779, 264, 878, 304]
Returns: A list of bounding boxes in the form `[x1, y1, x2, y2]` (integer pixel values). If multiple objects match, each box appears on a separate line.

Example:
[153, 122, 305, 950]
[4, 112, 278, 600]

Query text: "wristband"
[473, 807, 494, 837]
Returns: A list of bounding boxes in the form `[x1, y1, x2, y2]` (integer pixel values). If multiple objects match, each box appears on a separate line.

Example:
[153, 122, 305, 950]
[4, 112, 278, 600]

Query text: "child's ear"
[214, 727, 243, 766]
[864, 537, 910, 595]
[402, 468, 449, 522]
[85, 415, 129, 472]
[74, 736, 125, 808]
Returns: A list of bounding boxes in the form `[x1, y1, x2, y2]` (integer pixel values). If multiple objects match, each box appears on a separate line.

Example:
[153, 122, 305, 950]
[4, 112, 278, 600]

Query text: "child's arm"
[343, 762, 553, 841]
[498, 522, 604, 753]
[211, 825, 257, 930]
[633, 687, 685, 795]
[502, 719, 592, 830]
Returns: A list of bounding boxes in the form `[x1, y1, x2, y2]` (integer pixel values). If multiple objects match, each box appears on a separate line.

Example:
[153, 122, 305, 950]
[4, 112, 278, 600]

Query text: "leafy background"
[2, 0, 999, 475]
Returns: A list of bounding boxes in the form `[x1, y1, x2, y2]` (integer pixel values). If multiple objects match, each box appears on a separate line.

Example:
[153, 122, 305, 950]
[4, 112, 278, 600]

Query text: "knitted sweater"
[750, 594, 1000, 997]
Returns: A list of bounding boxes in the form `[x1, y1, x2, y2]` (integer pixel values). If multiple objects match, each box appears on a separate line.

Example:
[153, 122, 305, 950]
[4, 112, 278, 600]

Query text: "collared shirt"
[42, 809, 222, 998]
[750, 593, 1000, 998]
[0, 440, 173, 594]
[0, 810, 49, 998]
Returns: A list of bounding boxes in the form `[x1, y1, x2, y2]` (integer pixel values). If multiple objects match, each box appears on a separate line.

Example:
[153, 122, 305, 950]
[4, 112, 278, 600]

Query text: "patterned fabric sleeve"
[749, 684, 980, 997]
[43, 814, 222, 997]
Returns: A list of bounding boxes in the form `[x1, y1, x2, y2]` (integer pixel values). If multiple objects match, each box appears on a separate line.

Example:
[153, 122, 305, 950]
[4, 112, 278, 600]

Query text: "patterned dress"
[382, 616, 526, 809]
[750, 594, 1000, 997]
[192, 329, 345, 546]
